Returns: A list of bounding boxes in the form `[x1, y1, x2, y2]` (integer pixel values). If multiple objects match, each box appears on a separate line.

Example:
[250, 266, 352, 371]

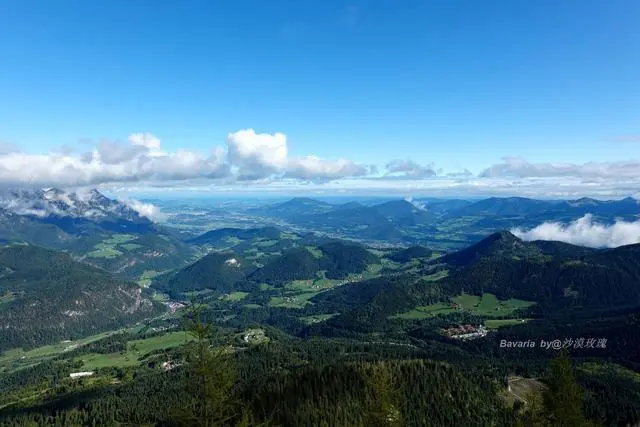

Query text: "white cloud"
[481, 157, 640, 179]
[129, 133, 161, 150]
[512, 214, 640, 248]
[385, 159, 436, 178]
[225, 129, 371, 181]
[104, 175, 640, 199]
[125, 199, 166, 222]
[404, 196, 427, 210]
[447, 169, 473, 178]
[286, 156, 369, 180]
[0, 134, 229, 187]
[226, 129, 288, 179]
[0, 129, 373, 188]
[95, 140, 147, 165]
[2, 129, 640, 198]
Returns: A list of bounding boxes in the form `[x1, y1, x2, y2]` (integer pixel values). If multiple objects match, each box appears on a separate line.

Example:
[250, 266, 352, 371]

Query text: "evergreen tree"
[365, 363, 404, 427]
[515, 390, 545, 427]
[172, 300, 237, 427]
[515, 353, 600, 427]
[543, 352, 589, 427]
[542, 352, 599, 427]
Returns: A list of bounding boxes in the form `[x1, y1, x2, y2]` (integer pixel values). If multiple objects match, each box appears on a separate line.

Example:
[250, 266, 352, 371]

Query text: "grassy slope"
[391, 292, 535, 321]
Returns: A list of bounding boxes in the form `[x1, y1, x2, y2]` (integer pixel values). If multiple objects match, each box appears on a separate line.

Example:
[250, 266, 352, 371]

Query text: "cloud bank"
[0, 129, 373, 188]
[512, 214, 640, 248]
[1, 130, 640, 197]
[385, 159, 437, 178]
[481, 157, 640, 179]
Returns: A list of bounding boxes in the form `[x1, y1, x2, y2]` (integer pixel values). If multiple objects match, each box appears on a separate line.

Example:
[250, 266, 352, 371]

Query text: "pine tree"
[542, 352, 598, 427]
[365, 363, 404, 427]
[172, 300, 237, 427]
[515, 390, 545, 427]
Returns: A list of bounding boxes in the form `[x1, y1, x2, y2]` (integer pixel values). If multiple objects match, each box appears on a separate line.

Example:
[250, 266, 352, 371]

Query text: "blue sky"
[0, 0, 639, 197]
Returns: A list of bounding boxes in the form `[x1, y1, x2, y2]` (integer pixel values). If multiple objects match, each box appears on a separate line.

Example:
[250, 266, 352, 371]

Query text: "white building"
[70, 371, 94, 378]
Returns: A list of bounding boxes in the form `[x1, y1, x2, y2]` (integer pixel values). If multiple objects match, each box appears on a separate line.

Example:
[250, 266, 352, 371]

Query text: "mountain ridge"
[0, 244, 163, 351]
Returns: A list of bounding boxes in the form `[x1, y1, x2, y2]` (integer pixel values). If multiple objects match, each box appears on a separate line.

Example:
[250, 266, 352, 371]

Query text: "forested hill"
[152, 251, 254, 294]
[82, 232, 194, 281]
[153, 240, 381, 294]
[187, 226, 282, 246]
[441, 230, 596, 266]
[0, 245, 163, 351]
[248, 247, 321, 284]
[318, 241, 380, 279]
[439, 232, 640, 309]
[305, 233, 640, 334]
[388, 245, 434, 262]
[246, 359, 509, 426]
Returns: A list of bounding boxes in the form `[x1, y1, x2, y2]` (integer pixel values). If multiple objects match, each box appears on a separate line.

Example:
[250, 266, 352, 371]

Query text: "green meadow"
[391, 293, 535, 321]
[74, 332, 194, 370]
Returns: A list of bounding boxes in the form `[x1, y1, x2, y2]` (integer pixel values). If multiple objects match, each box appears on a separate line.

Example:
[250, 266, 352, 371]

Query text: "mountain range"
[0, 187, 153, 231]
[152, 239, 380, 296]
[1, 195, 640, 426]
[0, 188, 194, 280]
[247, 195, 639, 247]
[428, 231, 640, 310]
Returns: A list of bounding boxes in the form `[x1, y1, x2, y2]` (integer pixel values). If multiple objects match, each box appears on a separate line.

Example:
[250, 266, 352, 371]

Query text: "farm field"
[0, 330, 117, 373]
[87, 234, 137, 259]
[254, 239, 278, 248]
[484, 318, 532, 329]
[0, 317, 171, 374]
[299, 313, 339, 324]
[390, 302, 456, 320]
[269, 292, 318, 309]
[452, 293, 535, 317]
[423, 269, 449, 281]
[74, 332, 193, 370]
[219, 291, 249, 301]
[120, 243, 143, 251]
[138, 269, 164, 287]
[361, 263, 383, 279]
[87, 245, 123, 258]
[305, 246, 323, 258]
[0, 291, 15, 306]
[273, 265, 386, 310]
[243, 303, 263, 309]
[391, 293, 535, 321]
[182, 289, 216, 298]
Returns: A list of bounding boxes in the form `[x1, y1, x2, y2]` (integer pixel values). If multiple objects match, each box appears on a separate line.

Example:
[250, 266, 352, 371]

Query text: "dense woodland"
[387, 245, 434, 263]
[86, 233, 194, 280]
[1, 303, 631, 426]
[153, 240, 382, 296]
[0, 245, 162, 351]
[249, 247, 321, 284]
[154, 251, 252, 294]
[187, 227, 282, 246]
[318, 241, 380, 279]
[441, 235, 640, 309]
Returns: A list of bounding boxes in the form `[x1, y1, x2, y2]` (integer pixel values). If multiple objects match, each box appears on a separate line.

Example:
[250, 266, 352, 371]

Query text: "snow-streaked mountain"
[0, 188, 146, 222]
[0, 188, 193, 281]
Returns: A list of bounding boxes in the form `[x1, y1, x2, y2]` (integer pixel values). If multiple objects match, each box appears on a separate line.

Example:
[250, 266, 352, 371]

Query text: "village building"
[443, 324, 488, 340]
